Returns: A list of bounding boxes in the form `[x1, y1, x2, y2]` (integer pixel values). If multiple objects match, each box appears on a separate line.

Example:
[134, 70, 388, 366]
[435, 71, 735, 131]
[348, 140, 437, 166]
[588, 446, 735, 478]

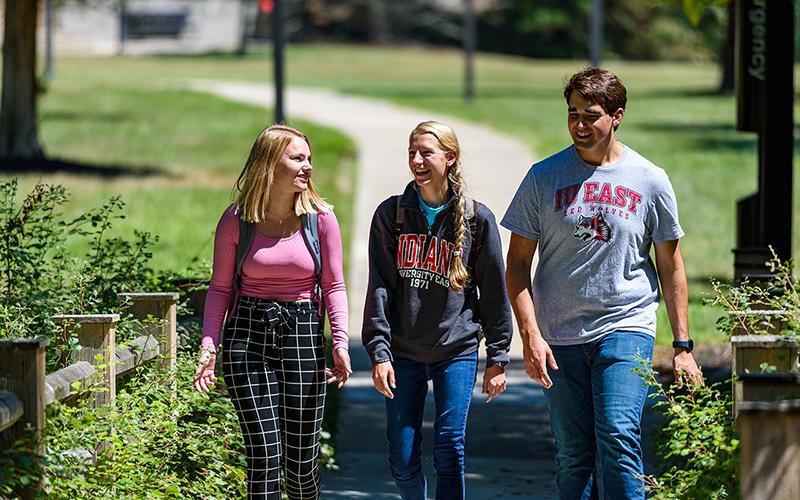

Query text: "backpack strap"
[393, 195, 404, 238]
[300, 211, 325, 316]
[223, 216, 256, 330]
[464, 195, 475, 219]
[464, 197, 481, 275]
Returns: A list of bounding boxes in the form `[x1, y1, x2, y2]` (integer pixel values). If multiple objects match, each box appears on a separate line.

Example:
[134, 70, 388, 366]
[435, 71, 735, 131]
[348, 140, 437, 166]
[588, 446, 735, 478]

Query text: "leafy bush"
[42, 354, 247, 499]
[709, 250, 800, 338]
[0, 429, 44, 496]
[0, 179, 158, 367]
[639, 363, 739, 499]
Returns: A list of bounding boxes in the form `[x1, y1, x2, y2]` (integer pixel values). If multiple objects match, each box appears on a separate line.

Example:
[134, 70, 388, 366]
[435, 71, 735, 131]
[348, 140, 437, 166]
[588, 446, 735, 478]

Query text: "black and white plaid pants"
[222, 296, 326, 500]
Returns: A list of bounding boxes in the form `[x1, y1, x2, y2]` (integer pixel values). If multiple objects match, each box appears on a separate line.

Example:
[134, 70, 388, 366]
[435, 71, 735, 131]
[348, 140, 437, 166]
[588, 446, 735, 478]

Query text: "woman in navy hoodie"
[362, 121, 514, 500]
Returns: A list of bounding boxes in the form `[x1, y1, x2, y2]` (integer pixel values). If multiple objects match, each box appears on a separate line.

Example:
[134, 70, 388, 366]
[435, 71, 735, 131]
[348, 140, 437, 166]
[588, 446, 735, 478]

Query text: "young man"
[501, 68, 703, 499]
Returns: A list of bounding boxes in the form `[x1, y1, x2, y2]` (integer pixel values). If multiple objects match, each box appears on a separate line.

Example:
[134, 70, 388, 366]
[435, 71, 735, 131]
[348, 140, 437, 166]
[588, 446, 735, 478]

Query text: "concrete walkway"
[194, 82, 557, 499]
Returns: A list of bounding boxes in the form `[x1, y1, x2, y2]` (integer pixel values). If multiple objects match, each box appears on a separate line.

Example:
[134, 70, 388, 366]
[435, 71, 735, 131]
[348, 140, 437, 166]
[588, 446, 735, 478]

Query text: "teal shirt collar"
[416, 189, 448, 228]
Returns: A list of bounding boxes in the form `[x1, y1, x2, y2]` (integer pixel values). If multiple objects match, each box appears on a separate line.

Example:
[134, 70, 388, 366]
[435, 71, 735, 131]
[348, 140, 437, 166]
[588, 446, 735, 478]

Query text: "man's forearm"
[662, 268, 689, 342]
[654, 240, 690, 342]
[506, 263, 542, 346]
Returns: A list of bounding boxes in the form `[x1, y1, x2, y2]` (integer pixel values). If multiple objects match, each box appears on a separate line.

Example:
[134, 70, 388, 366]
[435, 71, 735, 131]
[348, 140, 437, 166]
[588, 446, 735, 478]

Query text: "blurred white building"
[0, 0, 501, 57]
[49, 0, 247, 55]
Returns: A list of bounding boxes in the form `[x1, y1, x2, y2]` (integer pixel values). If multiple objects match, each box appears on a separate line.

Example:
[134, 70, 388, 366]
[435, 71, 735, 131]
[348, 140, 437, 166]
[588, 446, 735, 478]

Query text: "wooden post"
[0, 338, 48, 450]
[0, 337, 49, 500]
[117, 292, 179, 373]
[52, 315, 119, 408]
[738, 399, 800, 499]
[732, 334, 799, 373]
[731, 334, 800, 412]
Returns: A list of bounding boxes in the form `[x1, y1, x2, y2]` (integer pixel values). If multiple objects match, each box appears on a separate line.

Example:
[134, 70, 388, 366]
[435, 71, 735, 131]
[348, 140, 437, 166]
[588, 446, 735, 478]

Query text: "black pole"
[273, 0, 286, 124]
[732, 0, 794, 278]
[237, 0, 250, 57]
[118, 1, 127, 55]
[463, 0, 475, 104]
[590, 0, 603, 67]
[44, 0, 54, 82]
[758, 0, 793, 262]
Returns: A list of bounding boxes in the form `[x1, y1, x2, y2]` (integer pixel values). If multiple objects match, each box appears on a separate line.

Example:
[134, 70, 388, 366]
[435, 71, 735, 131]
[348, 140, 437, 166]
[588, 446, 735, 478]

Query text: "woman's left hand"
[325, 347, 352, 389]
[482, 364, 506, 403]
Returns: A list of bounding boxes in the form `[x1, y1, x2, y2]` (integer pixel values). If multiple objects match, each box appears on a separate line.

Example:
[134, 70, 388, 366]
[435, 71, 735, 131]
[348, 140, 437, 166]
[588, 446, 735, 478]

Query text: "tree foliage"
[286, 0, 727, 61]
[676, 0, 729, 27]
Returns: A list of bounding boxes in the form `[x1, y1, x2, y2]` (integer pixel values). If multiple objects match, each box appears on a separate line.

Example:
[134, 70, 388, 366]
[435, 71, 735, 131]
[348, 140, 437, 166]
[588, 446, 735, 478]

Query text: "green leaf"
[682, 0, 708, 27]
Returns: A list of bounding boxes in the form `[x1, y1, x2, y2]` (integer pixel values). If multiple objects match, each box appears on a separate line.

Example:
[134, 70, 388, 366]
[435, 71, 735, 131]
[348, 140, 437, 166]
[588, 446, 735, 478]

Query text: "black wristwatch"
[672, 338, 694, 353]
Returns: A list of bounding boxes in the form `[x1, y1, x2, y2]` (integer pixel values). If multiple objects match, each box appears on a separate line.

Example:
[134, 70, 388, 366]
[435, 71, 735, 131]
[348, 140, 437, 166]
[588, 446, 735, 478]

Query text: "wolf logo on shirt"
[573, 213, 612, 243]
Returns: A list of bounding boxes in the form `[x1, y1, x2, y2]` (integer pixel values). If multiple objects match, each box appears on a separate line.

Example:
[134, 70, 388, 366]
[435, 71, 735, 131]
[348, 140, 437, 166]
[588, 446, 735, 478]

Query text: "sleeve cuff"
[332, 339, 349, 352]
[486, 352, 510, 369]
[369, 345, 393, 364]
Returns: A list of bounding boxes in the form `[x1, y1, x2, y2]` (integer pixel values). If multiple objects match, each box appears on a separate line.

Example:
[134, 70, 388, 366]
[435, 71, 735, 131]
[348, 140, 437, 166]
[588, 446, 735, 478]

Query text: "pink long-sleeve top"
[201, 204, 349, 352]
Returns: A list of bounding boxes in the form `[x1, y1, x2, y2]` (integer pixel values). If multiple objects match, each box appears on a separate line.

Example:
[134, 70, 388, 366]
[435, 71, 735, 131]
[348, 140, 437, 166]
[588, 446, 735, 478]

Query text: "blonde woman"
[362, 121, 513, 500]
[194, 125, 351, 499]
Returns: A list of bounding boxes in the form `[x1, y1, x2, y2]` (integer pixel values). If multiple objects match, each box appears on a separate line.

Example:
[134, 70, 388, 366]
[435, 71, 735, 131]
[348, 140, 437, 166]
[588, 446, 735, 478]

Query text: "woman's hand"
[372, 361, 395, 399]
[482, 363, 506, 403]
[194, 347, 218, 393]
[325, 347, 353, 389]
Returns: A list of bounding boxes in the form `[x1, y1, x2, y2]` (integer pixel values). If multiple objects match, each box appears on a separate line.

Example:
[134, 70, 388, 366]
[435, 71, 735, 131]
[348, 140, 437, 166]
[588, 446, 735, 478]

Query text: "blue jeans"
[544, 331, 654, 500]
[385, 352, 478, 500]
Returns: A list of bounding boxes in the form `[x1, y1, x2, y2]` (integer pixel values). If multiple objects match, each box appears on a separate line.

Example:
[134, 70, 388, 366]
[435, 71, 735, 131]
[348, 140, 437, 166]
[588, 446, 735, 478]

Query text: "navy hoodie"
[362, 182, 513, 368]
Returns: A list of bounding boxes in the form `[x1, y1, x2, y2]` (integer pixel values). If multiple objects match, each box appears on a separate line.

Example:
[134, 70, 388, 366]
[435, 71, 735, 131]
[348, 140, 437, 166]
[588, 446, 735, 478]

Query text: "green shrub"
[0, 179, 158, 368]
[639, 363, 739, 499]
[709, 250, 800, 338]
[42, 354, 247, 499]
[0, 429, 44, 496]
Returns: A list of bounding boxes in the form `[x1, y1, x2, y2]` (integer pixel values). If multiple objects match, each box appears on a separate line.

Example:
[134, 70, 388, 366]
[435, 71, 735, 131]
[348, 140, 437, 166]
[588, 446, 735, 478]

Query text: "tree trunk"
[236, 0, 251, 57]
[370, 0, 389, 43]
[718, 0, 735, 95]
[0, 0, 44, 160]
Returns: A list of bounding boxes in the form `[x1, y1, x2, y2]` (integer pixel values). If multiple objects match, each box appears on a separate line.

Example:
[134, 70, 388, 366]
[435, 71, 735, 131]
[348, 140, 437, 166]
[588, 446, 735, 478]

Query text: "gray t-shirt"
[501, 144, 684, 345]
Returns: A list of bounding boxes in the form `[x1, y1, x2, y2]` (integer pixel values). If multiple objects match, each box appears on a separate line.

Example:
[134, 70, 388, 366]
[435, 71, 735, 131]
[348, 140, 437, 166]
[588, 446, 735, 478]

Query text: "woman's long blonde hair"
[235, 125, 331, 222]
[410, 121, 469, 292]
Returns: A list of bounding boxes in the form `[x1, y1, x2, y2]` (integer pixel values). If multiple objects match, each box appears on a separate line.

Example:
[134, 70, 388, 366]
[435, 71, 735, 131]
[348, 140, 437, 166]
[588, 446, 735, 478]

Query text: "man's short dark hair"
[563, 67, 627, 115]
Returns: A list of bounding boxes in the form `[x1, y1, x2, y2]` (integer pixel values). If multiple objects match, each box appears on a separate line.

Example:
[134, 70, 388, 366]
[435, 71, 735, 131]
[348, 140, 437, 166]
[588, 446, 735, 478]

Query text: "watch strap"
[672, 339, 694, 352]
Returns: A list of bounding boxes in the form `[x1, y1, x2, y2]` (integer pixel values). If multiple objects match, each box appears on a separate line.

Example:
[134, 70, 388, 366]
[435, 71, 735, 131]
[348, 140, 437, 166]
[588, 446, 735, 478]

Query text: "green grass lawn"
[9, 43, 798, 344]
[12, 86, 355, 274]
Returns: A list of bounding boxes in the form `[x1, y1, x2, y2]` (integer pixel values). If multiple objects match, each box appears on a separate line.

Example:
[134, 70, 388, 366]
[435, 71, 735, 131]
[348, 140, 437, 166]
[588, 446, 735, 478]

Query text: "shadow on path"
[322, 352, 558, 500]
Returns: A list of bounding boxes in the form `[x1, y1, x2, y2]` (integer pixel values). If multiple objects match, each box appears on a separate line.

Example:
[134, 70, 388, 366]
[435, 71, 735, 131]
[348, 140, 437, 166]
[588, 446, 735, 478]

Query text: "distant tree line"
[254, 0, 728, 62]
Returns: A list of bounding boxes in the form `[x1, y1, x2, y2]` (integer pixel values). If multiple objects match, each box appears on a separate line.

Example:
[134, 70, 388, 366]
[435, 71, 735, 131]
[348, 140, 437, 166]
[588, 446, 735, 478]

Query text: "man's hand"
[673, 350, 703, 388]
[372, 361, 396, 399]
[523, 333, 558, 388]
[325, 347, 353, 389]
[482, 364, 507, 403]
[655, 241, 701, 388]
[506, 234, 557, 388]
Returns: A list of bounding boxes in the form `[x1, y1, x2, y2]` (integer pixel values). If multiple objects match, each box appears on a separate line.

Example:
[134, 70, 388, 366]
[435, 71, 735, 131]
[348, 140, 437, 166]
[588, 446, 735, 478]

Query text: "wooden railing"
[0, 292, 179, 497]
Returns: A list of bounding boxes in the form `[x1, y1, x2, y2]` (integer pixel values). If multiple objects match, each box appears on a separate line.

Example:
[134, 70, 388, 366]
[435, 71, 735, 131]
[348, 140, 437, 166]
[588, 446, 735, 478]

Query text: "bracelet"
[375, 358, 391, 364]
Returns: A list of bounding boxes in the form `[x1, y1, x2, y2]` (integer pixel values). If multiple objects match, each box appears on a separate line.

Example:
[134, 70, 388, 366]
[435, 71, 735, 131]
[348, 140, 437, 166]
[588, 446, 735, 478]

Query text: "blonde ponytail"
[447, 167, 470, 292]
